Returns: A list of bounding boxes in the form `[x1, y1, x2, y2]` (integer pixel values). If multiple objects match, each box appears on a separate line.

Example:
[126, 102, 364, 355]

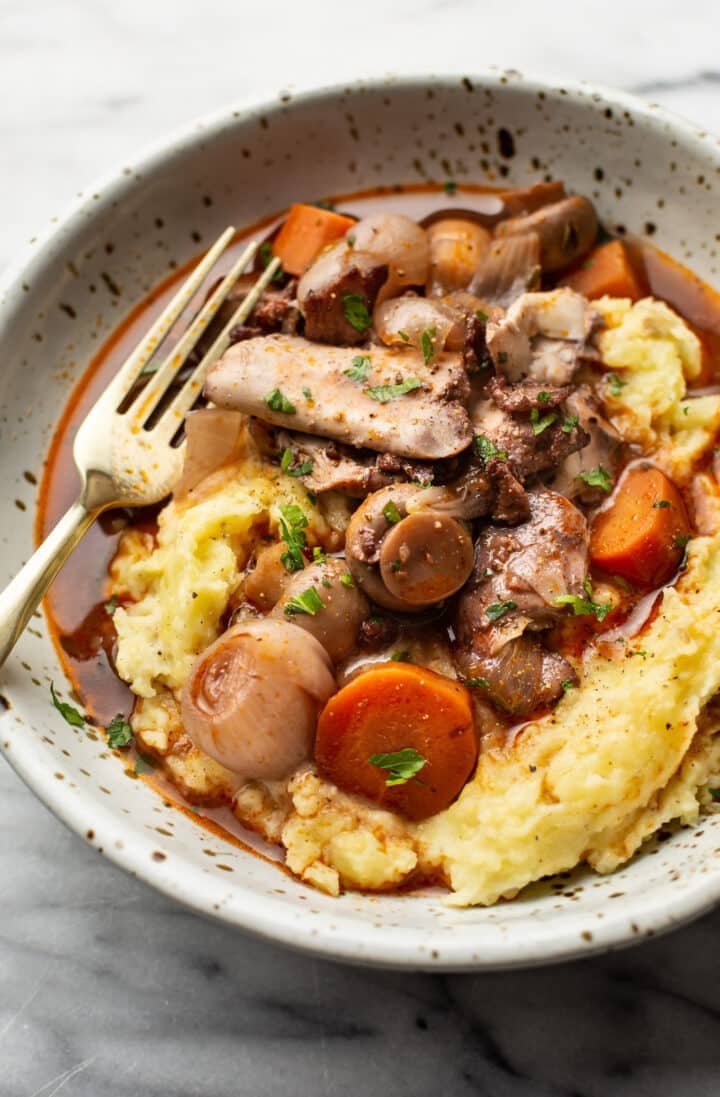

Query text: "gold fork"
[0, 228, 280, 668]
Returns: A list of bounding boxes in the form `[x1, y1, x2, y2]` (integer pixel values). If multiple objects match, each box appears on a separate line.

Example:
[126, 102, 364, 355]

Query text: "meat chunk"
[485, 458, 531, 525]
[549, 385, 623, 503]
[472, 396, 589, 482]
[487, 376, 570, 413]
[460, 635, 576, 716]
[204, 334, 473, 459]
[271, 430, 434, 496]
[296, 241, 388, 345]
[486, 288, 598, 385]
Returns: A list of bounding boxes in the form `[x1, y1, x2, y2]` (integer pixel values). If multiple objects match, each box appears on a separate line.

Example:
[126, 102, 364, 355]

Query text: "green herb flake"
[443, 179, 458, 196]
[342, 293, 372, 333]
[653, 500, 671, 509]
[312, 546, 327, 564]
[391, 559, 402, 573]
[497, 351, 509, 365]
[486, 600, 517, 622]
[398, 329, 410, 342]
[537, 391, 551, 404]
[259, 241, 285, 283]
[50, 682, 85, 728]
[340, 572, 354, 588]
[106, 714, 133, 749]
[365, 378, 423, 403]
[464, 677, 491, 689]
[284, 586, 325, 617]
[555, 579, 612, 623]
[302, 385, 313, 401]
[421, 326, 437, 365]
[383, 500, 402, 525]
[474, 435, 508, 464]
[674, 534, 691, 549]
[134, 754, 155, 775]
[577, 465, 613, 493]
[104, 595, 119, 616]
[281, 449, 313, 478]
[561, 679, 576, 693]
[710, 788, 720, 802]
[278, 503, 309, 573]
[369, 747, 427, 787]
[321, 577, 332, 589]
[562, 415, 579, 434]
[607, 373, 627, 396]
[347, 232, 356, 247]
[344, 354, 371, 382]
[265, 388, 296, 415]
[475, 309, 489, 323]
[683, 405, 690, 416]
[530, 407, 558, 435]
[390, 650, 412, 663]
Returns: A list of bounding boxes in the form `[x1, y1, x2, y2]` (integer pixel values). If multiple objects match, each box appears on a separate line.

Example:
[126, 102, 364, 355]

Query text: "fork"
[0, 228, 280, 669]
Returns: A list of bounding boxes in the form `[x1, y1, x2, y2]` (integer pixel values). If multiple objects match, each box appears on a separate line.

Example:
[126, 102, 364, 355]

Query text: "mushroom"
[271, 557, 369, 662]
[425, 218, 492, 296]
[494, 195, 598, 273]
[349, 213, 429, 302]
[180, 619, 335, 778]
[345, 485, 474, 611]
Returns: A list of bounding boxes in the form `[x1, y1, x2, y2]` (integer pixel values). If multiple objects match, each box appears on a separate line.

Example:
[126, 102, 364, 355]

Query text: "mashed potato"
[111, 296, 720, 906]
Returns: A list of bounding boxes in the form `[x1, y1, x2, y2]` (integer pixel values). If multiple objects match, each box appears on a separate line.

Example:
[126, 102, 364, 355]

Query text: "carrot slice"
[272, 203, 356, 276]
[590, 466, 691, 587]
[315, 663, 477, 822]
[561, 240, 644, 301]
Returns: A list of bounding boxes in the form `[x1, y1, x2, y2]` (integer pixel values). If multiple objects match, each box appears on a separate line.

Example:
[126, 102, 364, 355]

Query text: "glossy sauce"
[37, 182, 720, 803]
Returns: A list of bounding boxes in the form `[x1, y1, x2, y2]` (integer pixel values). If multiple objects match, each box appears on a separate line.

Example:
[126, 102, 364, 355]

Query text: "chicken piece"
[485, 288, 598, 385]
[272, 430, 434, 497]
[204, 334, 473, 459]
[471, 395, 589, 482]
[469, 234, 541, 308]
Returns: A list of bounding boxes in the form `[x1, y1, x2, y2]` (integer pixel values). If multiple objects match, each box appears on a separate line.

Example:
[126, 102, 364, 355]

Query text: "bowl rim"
[2, 67, 720, 970]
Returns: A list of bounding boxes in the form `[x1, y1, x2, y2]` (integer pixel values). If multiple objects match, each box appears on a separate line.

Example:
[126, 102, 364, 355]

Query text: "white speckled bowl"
[2, 71, 720, 970]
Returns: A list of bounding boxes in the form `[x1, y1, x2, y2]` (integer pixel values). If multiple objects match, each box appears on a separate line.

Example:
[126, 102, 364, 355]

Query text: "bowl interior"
[2, 72, 720, 969]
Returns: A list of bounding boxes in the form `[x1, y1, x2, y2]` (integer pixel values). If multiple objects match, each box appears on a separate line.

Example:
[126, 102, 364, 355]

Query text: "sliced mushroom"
[494, 195, 598, 273]
[426, 218, 492, 296]
[271, 557, 369, 662]
[204, 334, 473, 459]
[180, 619, 336, 778]
[468, 234, 541, 308]
[345, 485, 473, 611]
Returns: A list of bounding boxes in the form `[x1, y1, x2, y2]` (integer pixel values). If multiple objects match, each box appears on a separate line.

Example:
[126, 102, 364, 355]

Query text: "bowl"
[2, 71, 720, 970]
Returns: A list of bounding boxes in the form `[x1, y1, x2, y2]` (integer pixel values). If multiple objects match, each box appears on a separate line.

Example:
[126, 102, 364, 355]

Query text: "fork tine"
[102, 226, 237, 406]
[151, 256, 282, 441]
[126, 239, 258, 425]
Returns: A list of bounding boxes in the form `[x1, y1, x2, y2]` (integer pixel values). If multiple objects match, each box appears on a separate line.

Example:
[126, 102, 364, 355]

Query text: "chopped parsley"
[340, 572, 354, 588]
[443, 179, 458, 196]
[312, 546, 327, 564]
[347, 232, 356, 247]
[464, 677, 491, 689]
[259, 241, 285, 283]
[475, 309, 488, 323]
[486, 600, 517, 622]
[562, 415, 579, 433]
[265, 388, 296, 415]
[653, 499, 671, 509]
[104, 594, 119, 616]
[674, 534, 692, 568]
[561, 679, 576, 693]
[134, 754, 155, 775]
[710, 788, 720, 802]
[383, 500, 402, 525]
[391, 559, 402, 572]
[278, 503, 309, 573]
[554, 578, 612, 622]
[537, 391, 551, 404]
[50, 682, 84, 728]
[365, 377, 423, 403]
[577, 465, 613, 493]
[398, 329, 410, 342]
[474, 434, 508, 464]
[284, 586, 325, 617]
[280, 448, 313, 477]
[497, 351, 509, 365]
[607, 372, 627, 396]
[369, 747, 427, 787]
[421, 327, 437, 365]
[106, 714, 133, 749]
[530, 407, 558, 435]
[344, 354, 371, 382]
[302, 385, 313, 401]
[390, 650, 412, 663]
[342, 293, 372, 333]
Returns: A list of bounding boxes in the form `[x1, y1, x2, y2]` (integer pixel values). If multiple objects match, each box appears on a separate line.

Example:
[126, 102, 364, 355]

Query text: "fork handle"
[0, 499, 97, 669]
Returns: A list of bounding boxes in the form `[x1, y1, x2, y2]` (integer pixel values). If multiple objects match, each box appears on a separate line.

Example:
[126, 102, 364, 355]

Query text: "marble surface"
[3, 0, 720, 1092]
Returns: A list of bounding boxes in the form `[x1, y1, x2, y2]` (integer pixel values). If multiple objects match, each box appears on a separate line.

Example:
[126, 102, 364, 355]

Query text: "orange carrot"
[561, 240, 644, 301]
[590, 466, 691, 587]
[314, 663, 477, 822]
[272, 203, 356, 276]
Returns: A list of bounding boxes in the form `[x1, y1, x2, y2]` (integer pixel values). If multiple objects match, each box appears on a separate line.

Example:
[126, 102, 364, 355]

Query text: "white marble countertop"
[3, 1, 720, 1093]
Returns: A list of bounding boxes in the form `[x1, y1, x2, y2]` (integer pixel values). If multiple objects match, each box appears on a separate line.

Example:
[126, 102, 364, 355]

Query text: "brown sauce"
[37, 182, 720, 837]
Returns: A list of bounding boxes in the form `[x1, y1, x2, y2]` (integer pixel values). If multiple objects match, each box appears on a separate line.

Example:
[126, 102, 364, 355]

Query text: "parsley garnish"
[674, 534, 692, 568]
[259, 241, 285, 283]
[577, 465, 613, 493]
[134, 754, 155, 775]
[284, 586, 325, 617]
[475, 309, 488, 323]
[342, 293, 372, 333]
[555, 578, 612, 622]
[50, 682, 84, 727]
[365, 378, 423, 403]
[312, 546, 327, 564]
[369, 748, 427, 786]
[537, 391, 551, 404]
[497, 351, 509, 365]
[347, 232, 356, 247]
[278, 503, 308, 573]
[562, 415, 579, 433]
[464, 677, 491, 689]
[106, 714, 133, 749]
[486, 600, 517, 622]
[607, 373, 627, 396]
[474, 435, 508, 464]
[398, 329, 410, 342]
[340, 572, 354, 588]
[421, 327, 437, 365]
[443, 180, 458, 195]
[390, 650, 412, 663]
[561, 679, 576, 693]
[653, 500, 670, 509]
[302, 385, 313, 400]
[104, 595, 119, 616]
[530, 407, 557, 435]
[280, 449, 313, 477]
[710, 788, 720, 801]
[344, 354, 371, 382]
[383, 500, 402, 525]
[391, 559, 402, 572]
[265, 388, 296, 415]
